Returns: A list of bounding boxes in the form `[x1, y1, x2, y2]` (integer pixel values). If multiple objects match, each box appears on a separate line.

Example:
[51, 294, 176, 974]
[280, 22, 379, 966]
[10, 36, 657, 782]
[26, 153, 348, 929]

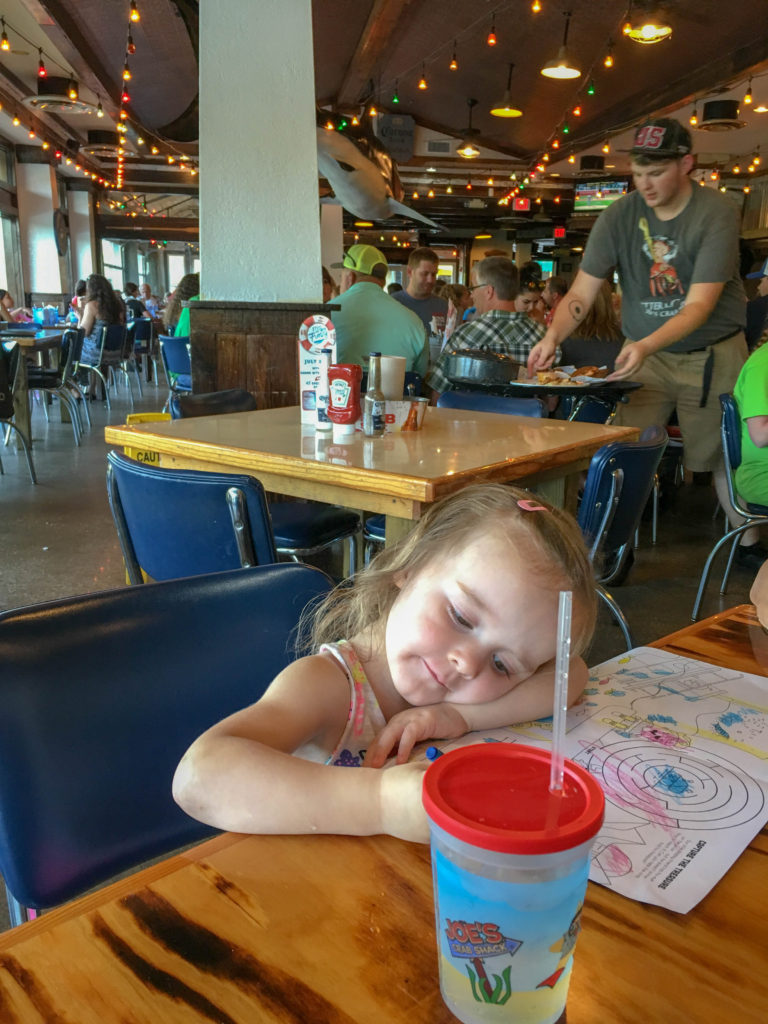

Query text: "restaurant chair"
[107, 449, 360, 581]
[116, 324, 143, 402]
[691, 394, 768, 621]
[169, 387, 257, 419]
[76, 324, 127, 410]
[127, 317, 156, 384]
[436, 390, 546, 417]
[0, 563, 333, 926]
[0, 344, 37, 483]
[363, 392, 544, 564]
[159, 334, 192, 411]
[26, 328, 87, 446]
[578, 425, 668, 650]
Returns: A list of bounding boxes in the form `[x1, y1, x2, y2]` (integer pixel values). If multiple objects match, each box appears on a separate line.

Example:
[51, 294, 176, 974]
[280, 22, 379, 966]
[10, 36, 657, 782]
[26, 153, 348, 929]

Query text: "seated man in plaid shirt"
[427, 256, 546, 400]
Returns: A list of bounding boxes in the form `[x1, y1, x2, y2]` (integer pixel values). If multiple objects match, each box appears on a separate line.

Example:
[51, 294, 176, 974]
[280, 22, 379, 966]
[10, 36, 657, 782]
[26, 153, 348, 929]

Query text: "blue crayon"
[425, 745, 444, 761]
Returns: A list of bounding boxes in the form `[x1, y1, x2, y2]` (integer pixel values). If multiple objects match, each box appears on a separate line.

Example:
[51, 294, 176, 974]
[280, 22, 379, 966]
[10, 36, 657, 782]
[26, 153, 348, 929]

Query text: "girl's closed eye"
[448, 603, 473, 629]
[492, 653, 510, 677]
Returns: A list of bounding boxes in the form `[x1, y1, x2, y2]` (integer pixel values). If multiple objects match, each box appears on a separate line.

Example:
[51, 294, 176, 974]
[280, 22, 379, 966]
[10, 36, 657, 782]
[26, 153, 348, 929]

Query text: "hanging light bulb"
[732, 163, 740, 174]
[552, 137, 560, 148]
[0, 19, 9, 51]
[127, 32, 136, 55]
[446, 184, 453, 194]
[96, 99, 104, 118]
[37, 49, 46, 78]
[67, 79, 79, 100]
[532, 0, 542, 11]
[392, 81, 400, 104]
[449, 42, 458, 70]
[541, 12, 581, 78]
[562, 121, 570, 134]
[427, 188, 435, 197]
[602, 139, 610, 154]
[568, 154, 575, 164]
[604, 41, 614, 68]
[369, 104, 377, 116]
[487, 13, 497, 46]
[744, 80, 753, 105]
[587, 78, 595, 95]
[689, 106, 698, 126]
[753, 146, 761, 165]
[130, 1, 140, 23]
[572, 103, 582, 117]
[418, 64, 427, 90]
[744, 185, 751, 194]
[123, 62, 132, 81]
[466, 177, 472, 190]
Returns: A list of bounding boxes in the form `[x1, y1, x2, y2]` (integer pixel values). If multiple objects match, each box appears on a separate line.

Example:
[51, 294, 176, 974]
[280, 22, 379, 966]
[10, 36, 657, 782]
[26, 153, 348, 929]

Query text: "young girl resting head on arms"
[173, 483, 597, 843]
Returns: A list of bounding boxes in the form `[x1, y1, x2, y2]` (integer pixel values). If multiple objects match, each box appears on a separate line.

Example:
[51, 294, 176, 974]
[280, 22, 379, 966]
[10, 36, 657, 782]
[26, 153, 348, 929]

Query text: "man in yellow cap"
[329, 244, 428, 375]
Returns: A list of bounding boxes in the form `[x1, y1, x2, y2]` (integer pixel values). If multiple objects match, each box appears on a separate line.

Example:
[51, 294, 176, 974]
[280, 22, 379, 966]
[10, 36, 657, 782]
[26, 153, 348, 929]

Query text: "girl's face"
[1, 293, 13, 310]
[384, 533, 562, 707]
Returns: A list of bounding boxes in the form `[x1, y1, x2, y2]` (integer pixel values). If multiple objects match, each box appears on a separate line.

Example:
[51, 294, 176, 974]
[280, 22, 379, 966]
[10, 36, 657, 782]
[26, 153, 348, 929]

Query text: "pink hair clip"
[518, 498, 548, 512]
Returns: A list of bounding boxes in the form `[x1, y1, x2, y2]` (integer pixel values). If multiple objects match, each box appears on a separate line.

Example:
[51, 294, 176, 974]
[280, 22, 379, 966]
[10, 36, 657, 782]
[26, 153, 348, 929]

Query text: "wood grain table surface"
[0, 606, 765, 1022]
[105, 405, 638, 542]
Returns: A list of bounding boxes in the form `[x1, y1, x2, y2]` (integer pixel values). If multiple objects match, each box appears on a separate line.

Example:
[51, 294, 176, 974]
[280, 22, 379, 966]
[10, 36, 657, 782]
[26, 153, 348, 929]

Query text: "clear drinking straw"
[549, 590, 572, 794]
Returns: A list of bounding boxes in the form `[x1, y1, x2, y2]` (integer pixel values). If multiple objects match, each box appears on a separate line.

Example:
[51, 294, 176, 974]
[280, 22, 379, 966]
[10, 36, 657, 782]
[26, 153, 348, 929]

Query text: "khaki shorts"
[613, 332, 748, 472]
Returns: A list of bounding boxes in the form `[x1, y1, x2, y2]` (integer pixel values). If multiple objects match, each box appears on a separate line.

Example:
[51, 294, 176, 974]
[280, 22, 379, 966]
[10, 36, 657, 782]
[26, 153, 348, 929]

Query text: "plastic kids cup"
[422, 744, 604, 1024]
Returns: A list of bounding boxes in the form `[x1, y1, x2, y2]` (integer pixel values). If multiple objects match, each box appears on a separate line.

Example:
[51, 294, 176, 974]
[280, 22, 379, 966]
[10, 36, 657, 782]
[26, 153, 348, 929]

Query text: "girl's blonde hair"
[307, 483, 597, 657]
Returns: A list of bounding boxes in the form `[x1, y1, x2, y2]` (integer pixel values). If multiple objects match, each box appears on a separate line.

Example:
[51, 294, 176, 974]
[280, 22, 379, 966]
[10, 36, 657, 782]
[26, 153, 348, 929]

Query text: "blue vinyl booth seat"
[436, 390, 546, 417]
[0, 563, 333, 925]
[692, 393, 768, 620]
[107, 450, 361, 582]
[578, 425, 668, 649]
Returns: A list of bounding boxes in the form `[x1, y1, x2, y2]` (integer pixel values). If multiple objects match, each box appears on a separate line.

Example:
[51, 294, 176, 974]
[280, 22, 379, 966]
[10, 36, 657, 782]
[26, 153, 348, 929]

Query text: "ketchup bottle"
[327, 363, 363, 441]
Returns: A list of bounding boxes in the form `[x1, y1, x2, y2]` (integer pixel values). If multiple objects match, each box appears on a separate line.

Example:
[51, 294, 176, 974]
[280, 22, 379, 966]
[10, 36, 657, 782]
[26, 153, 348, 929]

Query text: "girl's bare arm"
[172, 654, 429, 841]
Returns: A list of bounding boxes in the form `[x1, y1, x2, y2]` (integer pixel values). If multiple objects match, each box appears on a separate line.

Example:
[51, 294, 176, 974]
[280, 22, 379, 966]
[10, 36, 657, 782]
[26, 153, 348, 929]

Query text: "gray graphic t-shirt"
[581, 185, 746, 353]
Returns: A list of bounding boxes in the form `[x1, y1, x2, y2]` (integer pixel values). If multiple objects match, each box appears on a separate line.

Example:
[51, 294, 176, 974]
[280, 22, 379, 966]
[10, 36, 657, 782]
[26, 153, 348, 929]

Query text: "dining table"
[0, 603, 765, 1022]
[2, 328, 64, 445]
[104, 404, 638, 545]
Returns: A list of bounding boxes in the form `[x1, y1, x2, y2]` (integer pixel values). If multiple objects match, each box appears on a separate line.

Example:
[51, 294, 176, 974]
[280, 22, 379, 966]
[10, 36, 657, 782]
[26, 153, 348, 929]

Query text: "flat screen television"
[573, 179, 629, 213]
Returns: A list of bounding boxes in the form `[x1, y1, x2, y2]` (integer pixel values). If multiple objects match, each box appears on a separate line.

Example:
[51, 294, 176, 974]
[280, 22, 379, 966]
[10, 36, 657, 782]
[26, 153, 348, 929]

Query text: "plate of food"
[514, 366, 610, 387]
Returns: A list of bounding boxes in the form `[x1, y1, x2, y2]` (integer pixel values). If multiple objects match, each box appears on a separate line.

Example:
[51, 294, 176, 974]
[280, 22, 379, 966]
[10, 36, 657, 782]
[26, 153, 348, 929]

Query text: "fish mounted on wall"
[317, 112, 440, 229]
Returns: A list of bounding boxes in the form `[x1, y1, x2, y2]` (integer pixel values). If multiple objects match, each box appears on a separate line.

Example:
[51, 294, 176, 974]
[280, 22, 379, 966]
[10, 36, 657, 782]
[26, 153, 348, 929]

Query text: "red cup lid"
[422, 743, 604, 854]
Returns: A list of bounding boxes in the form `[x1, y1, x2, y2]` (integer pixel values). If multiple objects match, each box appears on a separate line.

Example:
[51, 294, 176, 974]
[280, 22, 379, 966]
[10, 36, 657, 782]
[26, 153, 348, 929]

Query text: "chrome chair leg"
[691, 521, 757, 620]
[596, 583, 633, 651]
[2, 421, 37, 483]
[5, 889, 30, 928]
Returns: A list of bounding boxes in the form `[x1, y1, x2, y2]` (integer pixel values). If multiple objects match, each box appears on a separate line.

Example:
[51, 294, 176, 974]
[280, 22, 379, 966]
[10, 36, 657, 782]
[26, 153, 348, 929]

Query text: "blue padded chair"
[159, 334, 192, 411]
[363, 392, 544, 564]
[170, 387, 257, 419]
[127, 317, 155, 384]
[26, 328, 87, 445]
[77, 323, 127, 410]
[107, 450, 361, 581]
[0, 563, 333, 925]
[437, 390, 546, 417]
[692, 393, 768, 621]
[0, 344, 37, 483]
[578, 425, 668, 649]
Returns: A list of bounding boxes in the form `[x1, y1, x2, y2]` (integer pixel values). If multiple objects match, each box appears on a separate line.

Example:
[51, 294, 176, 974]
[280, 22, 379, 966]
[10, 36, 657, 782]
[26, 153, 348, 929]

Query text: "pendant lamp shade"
[457, 98, 481, 158]
[490, 63, 523, 117]
[540, 14, 581, 79]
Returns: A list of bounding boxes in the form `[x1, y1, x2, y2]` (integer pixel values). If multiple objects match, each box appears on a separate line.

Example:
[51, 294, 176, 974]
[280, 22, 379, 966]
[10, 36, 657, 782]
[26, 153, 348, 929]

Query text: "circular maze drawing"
[578, 740, 764, 829]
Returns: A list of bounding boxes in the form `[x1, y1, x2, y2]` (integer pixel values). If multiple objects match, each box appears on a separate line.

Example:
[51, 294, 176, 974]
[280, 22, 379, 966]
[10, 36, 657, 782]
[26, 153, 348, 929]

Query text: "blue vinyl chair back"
[101, 323, 127, 358]
[0, 564, 333, 917]
[159, 334, 191, 377]
[578, 425, 668, 565]
[170, 388, 257, 419]
[107, 450, 279, 582]
[437, 390, 545, 417]
[128, 317, 152, 349]
[691, 395, 768, 620]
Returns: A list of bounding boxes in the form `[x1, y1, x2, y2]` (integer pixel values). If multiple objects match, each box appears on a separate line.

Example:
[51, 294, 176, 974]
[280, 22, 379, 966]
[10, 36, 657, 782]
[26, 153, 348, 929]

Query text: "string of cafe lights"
[0, 4, 198, 196]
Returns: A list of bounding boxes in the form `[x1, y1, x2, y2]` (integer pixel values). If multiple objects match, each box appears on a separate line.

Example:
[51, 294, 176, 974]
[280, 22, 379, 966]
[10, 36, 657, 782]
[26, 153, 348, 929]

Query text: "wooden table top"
[3, 329, 63, 350]
[0, 606, 765, 1023]
[105, 405, 637, 507]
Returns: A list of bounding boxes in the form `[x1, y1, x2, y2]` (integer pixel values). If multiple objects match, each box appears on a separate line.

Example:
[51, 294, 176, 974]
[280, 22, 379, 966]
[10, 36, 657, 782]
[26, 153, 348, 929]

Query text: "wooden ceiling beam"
[336, 0, 414, 108]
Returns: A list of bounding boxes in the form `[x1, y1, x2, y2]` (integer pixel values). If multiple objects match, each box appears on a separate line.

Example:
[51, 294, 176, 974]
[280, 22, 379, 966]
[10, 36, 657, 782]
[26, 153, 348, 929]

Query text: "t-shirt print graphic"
[639, 217, 685, 298]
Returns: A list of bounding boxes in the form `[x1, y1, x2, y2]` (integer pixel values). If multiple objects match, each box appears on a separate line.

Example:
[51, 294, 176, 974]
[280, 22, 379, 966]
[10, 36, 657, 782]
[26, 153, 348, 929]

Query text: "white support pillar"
[199, 0, 321, 302]
[67, 186, 96, 281]
[15, 157, 65, 293]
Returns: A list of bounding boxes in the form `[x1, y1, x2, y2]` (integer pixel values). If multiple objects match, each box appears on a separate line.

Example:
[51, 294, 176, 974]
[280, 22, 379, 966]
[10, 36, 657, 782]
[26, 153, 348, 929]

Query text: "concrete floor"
[0, 378, 759, 930]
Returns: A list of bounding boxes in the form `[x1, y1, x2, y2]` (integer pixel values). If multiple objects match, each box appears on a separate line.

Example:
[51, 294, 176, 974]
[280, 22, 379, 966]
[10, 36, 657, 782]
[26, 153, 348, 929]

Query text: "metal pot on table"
[444, 346, 524, 387]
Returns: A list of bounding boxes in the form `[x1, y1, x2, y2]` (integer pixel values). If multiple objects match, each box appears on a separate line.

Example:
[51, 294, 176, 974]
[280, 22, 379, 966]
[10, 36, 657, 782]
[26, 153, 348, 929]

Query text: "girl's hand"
[379, 761, 431, 843]
[366, 704, 470, 767]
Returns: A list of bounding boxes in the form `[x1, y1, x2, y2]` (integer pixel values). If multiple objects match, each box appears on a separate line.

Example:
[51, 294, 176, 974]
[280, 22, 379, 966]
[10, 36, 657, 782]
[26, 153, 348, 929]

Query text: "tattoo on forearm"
[568, 299, 585, 324]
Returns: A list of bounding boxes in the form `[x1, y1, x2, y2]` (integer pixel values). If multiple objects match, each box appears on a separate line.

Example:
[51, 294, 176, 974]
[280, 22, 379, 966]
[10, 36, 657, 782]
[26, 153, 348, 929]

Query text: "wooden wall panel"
[190, 302, 339, 409]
